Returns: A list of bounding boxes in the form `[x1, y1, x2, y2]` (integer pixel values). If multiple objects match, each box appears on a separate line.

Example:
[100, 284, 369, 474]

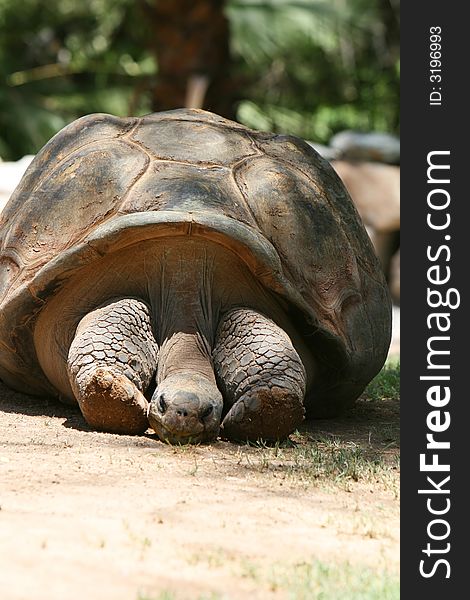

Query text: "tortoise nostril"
[157, 394, 167, 415]
[200, 404, 213, 420]
[176, 409, 189, 417]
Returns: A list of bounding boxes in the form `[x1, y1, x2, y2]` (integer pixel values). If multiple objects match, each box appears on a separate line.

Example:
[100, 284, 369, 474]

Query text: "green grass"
[267, 559, 399, 600]
[364, 362, 400, 402]
[236, 435, 398, 493]
[229, 362, 401, 491]
[137, 559, 399, 600]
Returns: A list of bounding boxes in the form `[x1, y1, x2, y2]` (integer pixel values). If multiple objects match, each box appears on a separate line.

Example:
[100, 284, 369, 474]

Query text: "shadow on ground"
[0, 379, 399, 460]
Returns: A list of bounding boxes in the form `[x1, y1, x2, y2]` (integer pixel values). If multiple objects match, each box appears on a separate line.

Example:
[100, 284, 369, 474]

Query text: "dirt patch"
[0, 381, 399, 599]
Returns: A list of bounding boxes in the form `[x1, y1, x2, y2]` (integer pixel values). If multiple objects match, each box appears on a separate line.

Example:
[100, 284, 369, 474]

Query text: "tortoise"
[0, 109, 391, 444]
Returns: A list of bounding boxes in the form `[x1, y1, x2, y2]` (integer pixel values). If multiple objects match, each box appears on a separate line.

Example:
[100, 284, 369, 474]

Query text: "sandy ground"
[0, 377, 399, 600]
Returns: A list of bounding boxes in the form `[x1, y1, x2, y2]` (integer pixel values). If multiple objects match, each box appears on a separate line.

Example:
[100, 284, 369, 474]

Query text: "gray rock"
[330, 131, 400, 164]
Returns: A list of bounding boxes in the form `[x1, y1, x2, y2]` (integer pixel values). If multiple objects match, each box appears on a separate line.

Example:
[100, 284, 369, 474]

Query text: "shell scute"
[130, 118, 259, 166]
[1, 140, 148, 279]
[254, 132, 379, 275]
[236, 155, 359, 314]
[120, 161, 257, 228]
[0, 114, 136, 231]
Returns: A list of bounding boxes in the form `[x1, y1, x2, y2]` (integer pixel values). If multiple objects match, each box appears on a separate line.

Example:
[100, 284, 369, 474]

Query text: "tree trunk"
[147, 0, 235, 119]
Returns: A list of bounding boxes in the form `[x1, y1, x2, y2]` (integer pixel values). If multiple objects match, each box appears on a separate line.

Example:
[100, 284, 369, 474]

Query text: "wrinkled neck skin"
[155, 249, 218, 385]
[154, 241, 222, 391]
[148, 239, 258, 443]
[158, 331, 215, 383]
[148, 273, 223, 443]
[150, 330, 223, 443]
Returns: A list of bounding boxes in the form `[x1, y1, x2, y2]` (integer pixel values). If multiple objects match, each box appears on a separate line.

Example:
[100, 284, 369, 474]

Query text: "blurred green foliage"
[0, 0, 155, 159]
[231, 0, 400, 140]
[0, 0, 399, 160]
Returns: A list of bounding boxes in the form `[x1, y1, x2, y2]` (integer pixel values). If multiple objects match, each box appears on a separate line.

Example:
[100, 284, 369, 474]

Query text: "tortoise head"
[148, 372, 223, 444]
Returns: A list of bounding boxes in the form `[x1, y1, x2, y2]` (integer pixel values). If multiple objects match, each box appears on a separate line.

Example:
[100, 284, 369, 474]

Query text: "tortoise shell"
[0, 109, 391, 416]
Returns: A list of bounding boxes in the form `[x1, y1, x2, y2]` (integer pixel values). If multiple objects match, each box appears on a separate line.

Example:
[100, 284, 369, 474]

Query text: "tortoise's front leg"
[213, 309, 306, 442]
[67, 298, 158, 434]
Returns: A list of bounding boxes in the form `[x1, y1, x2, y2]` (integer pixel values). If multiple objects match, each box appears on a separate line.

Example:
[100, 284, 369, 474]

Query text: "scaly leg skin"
[213, 308, 306, 442]
[67, 298, 158, 434]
